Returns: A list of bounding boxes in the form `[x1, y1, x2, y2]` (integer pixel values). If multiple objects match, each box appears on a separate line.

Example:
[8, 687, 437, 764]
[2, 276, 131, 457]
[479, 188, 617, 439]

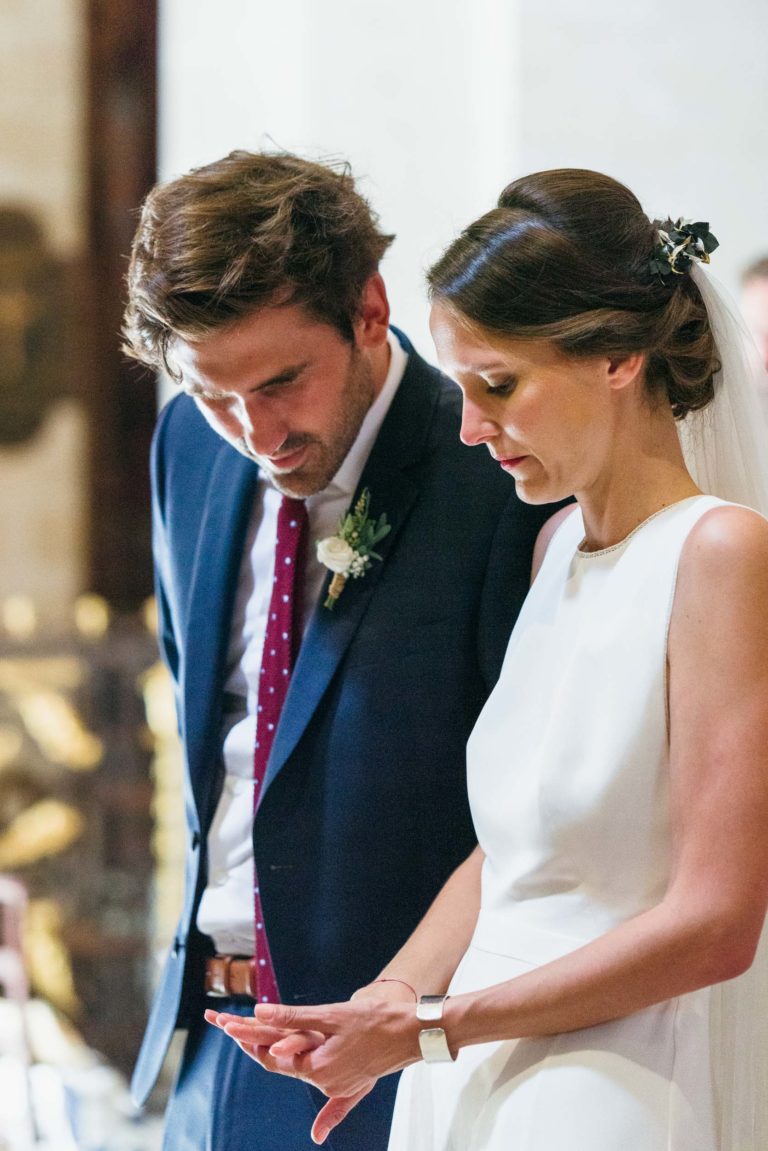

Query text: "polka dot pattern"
[251, 494, 308, 1005]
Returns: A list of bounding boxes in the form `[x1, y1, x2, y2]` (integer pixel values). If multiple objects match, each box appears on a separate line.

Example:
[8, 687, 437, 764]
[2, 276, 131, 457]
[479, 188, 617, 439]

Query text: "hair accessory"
[649, 219, 719, 282]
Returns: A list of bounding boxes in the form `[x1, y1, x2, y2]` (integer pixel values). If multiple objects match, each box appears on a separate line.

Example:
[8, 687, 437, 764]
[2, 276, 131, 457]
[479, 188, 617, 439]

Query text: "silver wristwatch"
[416, 994, 455, 1062]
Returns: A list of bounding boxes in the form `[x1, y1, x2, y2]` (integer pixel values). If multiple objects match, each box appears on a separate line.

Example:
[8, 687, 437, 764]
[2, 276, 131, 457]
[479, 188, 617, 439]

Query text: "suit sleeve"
[150, 404, 182, 701]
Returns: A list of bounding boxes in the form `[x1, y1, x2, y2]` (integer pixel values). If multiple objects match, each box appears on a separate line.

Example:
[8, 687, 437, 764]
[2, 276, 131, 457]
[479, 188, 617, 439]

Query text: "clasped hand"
[205, 985, 421, 1144]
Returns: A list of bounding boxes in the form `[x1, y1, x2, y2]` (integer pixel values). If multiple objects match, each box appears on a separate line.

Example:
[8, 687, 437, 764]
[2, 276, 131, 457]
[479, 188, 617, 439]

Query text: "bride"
[208, 169, 768, 1151]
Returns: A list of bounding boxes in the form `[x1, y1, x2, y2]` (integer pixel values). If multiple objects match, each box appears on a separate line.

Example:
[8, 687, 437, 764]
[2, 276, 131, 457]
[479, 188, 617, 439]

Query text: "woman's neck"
[576, 406, 701, 553]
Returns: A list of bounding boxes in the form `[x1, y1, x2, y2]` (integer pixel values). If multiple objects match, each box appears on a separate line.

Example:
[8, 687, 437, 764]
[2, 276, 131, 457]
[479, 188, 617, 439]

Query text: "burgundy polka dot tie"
[251, 495, 308, 1002]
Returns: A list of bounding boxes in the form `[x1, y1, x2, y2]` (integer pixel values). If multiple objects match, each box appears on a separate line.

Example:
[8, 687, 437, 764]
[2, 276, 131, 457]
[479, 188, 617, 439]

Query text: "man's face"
[171, 293, 387, 497]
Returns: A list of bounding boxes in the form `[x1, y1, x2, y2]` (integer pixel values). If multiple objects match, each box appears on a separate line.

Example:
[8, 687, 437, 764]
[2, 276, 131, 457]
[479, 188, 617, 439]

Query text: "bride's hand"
[208, 979, 421, 1142]
[215, 993, 422, 1128]
[204, 1007, 327, 1063]
[208, 1005, 376, 1146]
[222, 997, 421, 1092]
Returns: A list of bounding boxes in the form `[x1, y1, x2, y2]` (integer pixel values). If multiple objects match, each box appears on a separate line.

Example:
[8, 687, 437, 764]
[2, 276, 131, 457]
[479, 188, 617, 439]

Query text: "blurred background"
[1, 1, 766, 1147]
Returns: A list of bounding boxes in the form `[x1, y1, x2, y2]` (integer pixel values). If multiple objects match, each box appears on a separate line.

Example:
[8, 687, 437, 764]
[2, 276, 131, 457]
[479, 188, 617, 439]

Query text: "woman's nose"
[460, 397, 497, 447]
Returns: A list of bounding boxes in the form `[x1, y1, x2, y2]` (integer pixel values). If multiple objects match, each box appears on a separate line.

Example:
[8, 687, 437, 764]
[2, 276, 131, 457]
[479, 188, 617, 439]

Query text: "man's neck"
[369, 336, 393, 400]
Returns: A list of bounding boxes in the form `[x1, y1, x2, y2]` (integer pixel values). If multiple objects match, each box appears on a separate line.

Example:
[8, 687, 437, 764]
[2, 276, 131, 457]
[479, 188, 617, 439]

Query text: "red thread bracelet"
[372, 977, 418, 1001]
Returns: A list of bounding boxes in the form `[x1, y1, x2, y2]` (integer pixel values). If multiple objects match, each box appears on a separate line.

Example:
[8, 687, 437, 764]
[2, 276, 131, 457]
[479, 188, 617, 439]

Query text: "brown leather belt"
[204, 955, 257, 998]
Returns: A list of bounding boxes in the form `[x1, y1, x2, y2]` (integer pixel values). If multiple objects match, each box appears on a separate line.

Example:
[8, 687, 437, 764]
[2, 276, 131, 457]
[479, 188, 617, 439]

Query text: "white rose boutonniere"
[316, 537, 356, 574]
[316, 488, 391, 609]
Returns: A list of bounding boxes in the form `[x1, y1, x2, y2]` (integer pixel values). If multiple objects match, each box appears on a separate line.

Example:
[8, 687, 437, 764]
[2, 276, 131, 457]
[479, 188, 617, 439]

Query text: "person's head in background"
[741, 257, 768, 373]
[740, 257, 768, 420]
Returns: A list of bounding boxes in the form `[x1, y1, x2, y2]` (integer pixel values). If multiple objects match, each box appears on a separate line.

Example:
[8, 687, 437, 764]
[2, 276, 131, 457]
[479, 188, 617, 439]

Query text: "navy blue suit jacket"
[131, 334, 555, 1139]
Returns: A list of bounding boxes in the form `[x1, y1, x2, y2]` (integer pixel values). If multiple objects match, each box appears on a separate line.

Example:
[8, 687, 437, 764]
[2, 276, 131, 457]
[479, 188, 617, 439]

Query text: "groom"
[123, 150, 554, 1150]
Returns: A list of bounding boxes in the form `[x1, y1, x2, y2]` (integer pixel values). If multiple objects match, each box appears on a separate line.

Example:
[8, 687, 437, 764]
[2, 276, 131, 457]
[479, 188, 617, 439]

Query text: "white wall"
[159, 0, 768, 359]
[517, 0, 768, 294]
[159, 0, 520, 359]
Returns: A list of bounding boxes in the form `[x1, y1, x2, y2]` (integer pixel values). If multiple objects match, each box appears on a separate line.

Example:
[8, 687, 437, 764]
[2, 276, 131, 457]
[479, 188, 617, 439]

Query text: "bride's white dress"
[388, 495, 768, 1151]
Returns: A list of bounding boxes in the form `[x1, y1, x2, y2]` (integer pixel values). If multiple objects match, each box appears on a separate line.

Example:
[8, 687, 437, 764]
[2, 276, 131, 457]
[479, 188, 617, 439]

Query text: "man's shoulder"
[150, 392, 251, 513]
[152, 391, 233, 478]
[154, 391, 216, 449]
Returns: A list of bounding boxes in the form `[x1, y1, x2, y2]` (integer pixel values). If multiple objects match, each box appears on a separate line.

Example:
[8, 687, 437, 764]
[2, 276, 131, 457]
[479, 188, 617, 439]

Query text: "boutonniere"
[316, 488, 391, 610]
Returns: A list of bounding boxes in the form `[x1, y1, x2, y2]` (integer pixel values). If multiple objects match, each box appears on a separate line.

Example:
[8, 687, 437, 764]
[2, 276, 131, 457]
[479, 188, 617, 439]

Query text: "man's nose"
[236, 396, 288, 458]
[460, 397, 497, 447]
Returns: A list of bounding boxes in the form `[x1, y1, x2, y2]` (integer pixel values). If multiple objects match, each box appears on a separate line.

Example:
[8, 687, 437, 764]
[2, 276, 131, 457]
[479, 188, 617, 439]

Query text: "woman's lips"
[498, 455, 529, 472]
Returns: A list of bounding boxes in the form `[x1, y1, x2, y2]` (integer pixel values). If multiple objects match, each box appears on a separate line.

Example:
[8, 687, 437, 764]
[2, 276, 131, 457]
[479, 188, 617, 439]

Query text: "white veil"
[680, 263, 768, 1151]
[679, 263, 768, 515]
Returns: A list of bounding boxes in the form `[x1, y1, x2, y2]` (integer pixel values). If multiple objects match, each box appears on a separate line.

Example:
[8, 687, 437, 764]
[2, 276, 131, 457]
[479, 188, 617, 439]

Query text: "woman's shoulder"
[675, 502, 768, 628]
[681, 502, 768, 575]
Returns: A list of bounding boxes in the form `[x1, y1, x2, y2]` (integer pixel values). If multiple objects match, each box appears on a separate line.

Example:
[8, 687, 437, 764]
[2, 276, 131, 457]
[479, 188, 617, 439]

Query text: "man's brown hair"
[123, 150, 395, 375]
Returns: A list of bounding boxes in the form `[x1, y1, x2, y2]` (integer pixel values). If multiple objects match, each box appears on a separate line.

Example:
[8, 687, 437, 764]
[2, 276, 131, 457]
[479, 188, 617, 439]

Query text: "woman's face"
[429, 303, 620, 505]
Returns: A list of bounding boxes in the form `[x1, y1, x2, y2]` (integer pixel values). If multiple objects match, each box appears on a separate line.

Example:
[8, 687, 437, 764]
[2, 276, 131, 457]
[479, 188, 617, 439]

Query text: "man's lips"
[496, 455, 529, 470]
[265, 445, 310, 470]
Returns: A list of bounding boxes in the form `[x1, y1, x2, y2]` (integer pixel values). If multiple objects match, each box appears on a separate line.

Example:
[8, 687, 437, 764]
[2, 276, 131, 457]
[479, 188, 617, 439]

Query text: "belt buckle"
[206, 956, 231, 998]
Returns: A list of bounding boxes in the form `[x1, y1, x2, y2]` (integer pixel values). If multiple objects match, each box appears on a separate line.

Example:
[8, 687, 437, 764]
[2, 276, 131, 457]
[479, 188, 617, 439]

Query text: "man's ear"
[606, 352, 646, 392]
[354, 273, 390, 350]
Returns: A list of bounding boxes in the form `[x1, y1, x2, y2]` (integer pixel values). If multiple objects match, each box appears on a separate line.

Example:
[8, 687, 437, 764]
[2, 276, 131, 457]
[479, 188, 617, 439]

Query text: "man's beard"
[238, 348, 378, 498]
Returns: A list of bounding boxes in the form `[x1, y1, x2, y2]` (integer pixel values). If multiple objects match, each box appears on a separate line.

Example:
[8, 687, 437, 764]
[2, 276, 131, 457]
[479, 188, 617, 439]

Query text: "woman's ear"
[606, 352, 646, 392]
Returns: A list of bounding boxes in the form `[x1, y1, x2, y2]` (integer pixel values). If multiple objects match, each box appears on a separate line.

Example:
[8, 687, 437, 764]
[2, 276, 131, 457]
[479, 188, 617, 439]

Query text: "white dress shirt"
[197, 332, 408, 954]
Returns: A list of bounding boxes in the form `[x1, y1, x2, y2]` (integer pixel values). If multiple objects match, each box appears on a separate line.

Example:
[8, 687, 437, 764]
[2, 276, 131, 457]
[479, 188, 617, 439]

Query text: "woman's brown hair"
[427, 169, 719, 418]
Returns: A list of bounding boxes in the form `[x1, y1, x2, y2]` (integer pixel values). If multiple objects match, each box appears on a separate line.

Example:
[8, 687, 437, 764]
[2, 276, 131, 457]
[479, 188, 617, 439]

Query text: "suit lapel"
[183, 443, 258, 823]
[263, 348, 441, 794]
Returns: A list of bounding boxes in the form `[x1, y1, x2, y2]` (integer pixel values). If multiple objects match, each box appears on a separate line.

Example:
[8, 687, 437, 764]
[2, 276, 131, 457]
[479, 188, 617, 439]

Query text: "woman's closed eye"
[486, 376, 517, 397]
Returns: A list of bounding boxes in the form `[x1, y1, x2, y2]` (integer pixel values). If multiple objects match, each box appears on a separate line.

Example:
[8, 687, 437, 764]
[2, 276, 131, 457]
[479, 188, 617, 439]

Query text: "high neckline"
[575, 495, 703, 558]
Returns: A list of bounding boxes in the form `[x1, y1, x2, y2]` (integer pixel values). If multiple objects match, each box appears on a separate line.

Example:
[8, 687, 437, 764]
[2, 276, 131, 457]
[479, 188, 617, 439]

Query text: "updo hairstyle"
[427, 170, 719, 418]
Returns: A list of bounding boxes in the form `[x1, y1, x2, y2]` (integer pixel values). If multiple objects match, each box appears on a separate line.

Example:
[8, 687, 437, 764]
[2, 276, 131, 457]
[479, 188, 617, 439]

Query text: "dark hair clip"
[649, 218, 719, 282]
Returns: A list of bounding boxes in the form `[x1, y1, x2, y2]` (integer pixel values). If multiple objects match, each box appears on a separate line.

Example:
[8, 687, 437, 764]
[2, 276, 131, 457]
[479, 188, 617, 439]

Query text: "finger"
[269, 1030, 326, 1057]
[233, 1041, 293, 1075]
[232, 1039, 263, 1063]
[220, 1031, 308, 1078]
[206, 1009, 282, 1036]
[311, 1087, 373, 1145]
[253, 1002, 343, 1033]
[204, 1008, 226, 1026]
[220, 1019, 291, 1047]
[216, 1024, 297, 1074]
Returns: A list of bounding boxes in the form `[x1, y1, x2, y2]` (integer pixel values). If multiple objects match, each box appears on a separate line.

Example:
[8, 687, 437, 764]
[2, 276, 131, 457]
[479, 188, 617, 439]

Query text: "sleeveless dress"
[388, 495, 768, 1151]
